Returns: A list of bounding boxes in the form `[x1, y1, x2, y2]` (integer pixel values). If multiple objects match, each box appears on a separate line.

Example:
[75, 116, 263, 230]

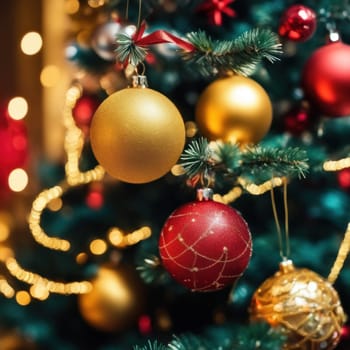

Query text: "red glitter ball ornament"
[278, 4, 316, 42]
[302, 41, 350, 117]
[159, 189, 252, 292]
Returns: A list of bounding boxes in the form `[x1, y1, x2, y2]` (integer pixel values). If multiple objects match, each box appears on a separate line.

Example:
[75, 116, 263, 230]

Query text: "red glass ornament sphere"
[0, 109, 28, 190]
[159, 199, 252, 292]
[283, 106, 314, 135]
[302, 41, 350, 117]
[337, 168, 350, 191]
[278, 4, 316, 42]
[73, 94, 101, 135]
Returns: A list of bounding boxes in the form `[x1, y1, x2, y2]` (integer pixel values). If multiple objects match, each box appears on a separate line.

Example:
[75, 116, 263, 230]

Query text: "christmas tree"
[0, 0, 350, 349]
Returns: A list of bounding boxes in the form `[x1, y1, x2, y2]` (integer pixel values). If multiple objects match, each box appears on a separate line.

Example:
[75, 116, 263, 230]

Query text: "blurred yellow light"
[0, 247, 14, 261]
[47, 198, 63, 211]
[76, 252, 88, 264]
[40, 65, 61, 87]
[88, 0, 105, 8]
[8, 168, 28, 192]
[108, 228, 124, 246]
[90, 239, 107, 255]
[16, 290, 31, 306]
[8, 97, 28, 120]
[64, 0, 80, 14]
[30, 283, 50, 300]
[21, 32, 42, 55]
[0, 221, 10, 242]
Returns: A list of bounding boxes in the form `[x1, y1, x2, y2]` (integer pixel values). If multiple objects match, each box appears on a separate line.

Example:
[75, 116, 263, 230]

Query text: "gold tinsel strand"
[328, 223, 350, 284]
[323, 157, 350, 171]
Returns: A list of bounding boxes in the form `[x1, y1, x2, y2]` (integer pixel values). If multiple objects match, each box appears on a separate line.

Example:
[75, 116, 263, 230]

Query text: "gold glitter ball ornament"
[195, 75, 273, 145]
[90, 80, 185, 184]
[249, 260, 346, 350]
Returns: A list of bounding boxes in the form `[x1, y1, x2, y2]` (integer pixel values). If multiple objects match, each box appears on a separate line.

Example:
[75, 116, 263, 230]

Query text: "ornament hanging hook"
[270, 177, 290, 260]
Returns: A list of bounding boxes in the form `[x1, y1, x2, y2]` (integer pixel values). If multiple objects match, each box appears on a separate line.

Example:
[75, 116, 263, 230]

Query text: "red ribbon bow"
[132, 21, 196, 52]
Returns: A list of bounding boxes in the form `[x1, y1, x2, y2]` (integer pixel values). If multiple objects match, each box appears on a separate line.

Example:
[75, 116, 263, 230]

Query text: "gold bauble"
[249, 260, 346, 350]
[90, 86, 185, 183]
[195, 75, 273, 145]
[78, 264, 146, 332]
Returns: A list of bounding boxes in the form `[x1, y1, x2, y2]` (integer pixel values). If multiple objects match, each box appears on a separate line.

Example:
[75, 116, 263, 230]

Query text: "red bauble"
[283, 105, 314, 135]
[73, 94, 101, 136]
[159, 194, 252, 292]
[337, 168, 350, 191]
[278, 4, 316, 42]
[0, 108, 28, 192]
[302, 41, 350, 117]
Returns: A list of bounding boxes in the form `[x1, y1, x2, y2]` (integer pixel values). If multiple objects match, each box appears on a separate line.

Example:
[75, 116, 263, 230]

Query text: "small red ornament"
[302, 41, 350, 117]
[73, 94, 101, 137]
[159, 188, 252, 292]
[196, 0, 236, 26]
[0, 105, 28, 193]
[337, 168, 350, 191]
[278, 4, 316, 42]
[283, 105, 314, 135]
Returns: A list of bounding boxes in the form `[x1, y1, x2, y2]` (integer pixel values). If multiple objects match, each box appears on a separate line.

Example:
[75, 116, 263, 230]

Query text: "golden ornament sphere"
[249, 260, 346, 350]
[195, 75, 273, 145]
[90, 86, 185, 183]
[78, 264, 146, 332]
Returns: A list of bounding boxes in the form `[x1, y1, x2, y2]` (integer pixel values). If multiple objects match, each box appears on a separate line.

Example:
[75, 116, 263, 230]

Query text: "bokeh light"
[8, 168, 28, 192]
[40, 65, 61, 87]
[7, 97, 28, 120]
[21, 32, 43, 55]
[16, 290, 31, 306]
[90, 239, 107, 255]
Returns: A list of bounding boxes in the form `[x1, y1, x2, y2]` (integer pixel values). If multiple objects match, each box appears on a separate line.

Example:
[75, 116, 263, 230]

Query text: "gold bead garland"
[328, 223, 350, 284]
[323, 156, 350, 172]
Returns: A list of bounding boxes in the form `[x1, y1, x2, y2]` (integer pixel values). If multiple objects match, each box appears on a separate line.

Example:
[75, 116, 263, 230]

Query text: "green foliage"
[137, 256, 170, 285]
[134, 340, 167, 350]
[240, 146, 309, 182]
[115, 33, 149, 66]
[134, 323, 286, 350]
[180, 137, 213, 178]
[232, 322, 286, 350]
[115, 27, 281, 76]
[168, 334, 217, 350]
[184, 28, 282, 76]
[178, 138, 309, 186]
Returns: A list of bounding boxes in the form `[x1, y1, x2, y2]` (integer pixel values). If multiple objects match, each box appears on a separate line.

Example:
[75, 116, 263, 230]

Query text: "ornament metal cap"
[279, 259, 294, 274]
[132, 75, 148, 88]
[196, 188, 213, 201]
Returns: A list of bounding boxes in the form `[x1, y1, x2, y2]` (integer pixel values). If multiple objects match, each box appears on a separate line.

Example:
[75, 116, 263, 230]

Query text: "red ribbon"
[132, 21, 196, 52]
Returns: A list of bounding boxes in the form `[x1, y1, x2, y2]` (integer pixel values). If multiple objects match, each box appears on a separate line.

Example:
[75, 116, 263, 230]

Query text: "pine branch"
[168, 334, 218, 350]
[179, 137, 214, 178]
[137, 255, 171, 285]
[233, 322, 286, 350]
[240, 146, 309, 182]
[179, 139, 309, 186]
[184, 28, 282, 76]
[134, 340, 167, 350]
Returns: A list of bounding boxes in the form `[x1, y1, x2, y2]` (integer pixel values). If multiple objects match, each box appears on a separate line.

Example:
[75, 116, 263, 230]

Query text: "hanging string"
[137, 0, 143, 29]
[270, 187, 284, 260]
[270, 178, 290, 260]
[283, 179, 291, 258]
[125, 0, 130, 20]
